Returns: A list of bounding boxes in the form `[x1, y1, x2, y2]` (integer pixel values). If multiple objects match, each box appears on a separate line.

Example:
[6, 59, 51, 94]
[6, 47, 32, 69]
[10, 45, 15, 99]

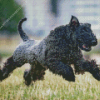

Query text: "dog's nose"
[91, 40, 97, 46]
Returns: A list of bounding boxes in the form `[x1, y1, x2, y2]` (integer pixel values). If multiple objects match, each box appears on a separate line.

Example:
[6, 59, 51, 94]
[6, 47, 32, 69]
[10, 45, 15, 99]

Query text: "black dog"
[0, 16, 99, 86]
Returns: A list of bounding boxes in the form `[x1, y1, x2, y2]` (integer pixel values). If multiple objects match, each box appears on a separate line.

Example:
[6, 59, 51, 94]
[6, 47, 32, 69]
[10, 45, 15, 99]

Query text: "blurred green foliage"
[0, 0, 24, 35]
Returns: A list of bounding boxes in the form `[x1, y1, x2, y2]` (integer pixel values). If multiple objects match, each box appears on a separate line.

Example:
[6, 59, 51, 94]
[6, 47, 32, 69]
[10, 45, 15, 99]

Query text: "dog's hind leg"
[0, 56, 24, 81]
[23, 61, 46, 86]
[23, 69, 31, 86]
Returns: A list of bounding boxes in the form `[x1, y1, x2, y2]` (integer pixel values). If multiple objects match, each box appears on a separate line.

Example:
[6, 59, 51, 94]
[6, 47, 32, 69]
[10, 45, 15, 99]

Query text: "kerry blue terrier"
[0, 16, 100, 86]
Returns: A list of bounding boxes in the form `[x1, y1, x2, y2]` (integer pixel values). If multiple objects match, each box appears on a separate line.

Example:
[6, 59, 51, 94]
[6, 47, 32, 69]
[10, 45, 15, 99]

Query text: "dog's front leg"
[46, 59, 75, 82]
[74, 58, 86, 74]
[74, 58, 100, 81]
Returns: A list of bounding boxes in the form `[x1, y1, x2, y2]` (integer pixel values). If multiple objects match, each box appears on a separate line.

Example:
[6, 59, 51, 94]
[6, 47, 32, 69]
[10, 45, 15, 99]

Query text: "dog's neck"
[65, 25, 78, 48]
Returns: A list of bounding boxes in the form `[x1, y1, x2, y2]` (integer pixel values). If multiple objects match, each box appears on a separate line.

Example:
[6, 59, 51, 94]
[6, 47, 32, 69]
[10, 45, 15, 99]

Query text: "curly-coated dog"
[0, 16, 100, 86]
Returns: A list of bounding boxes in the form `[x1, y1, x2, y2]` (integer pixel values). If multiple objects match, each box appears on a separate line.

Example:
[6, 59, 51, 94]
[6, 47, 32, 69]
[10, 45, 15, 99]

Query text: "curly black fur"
[0, 56, 18, 81]
[23, 61, 46, 86]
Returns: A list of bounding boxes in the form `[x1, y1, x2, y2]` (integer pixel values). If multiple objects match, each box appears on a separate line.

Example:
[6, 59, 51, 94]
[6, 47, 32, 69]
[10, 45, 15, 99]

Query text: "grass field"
[0, 36, 100, 100]
[0, 65, 100, 100]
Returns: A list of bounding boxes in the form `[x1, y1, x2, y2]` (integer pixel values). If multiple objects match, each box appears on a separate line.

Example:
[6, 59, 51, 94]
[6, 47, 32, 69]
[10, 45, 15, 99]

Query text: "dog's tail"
[18, 18, 30, 41]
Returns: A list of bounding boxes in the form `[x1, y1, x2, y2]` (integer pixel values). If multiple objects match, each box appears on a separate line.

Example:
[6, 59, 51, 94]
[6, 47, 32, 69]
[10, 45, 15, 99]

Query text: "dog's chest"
[61, 47, 82, 64]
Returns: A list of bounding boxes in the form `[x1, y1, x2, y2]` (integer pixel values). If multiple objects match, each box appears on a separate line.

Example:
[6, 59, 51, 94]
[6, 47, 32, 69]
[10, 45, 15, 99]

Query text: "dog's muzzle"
[91, 40, 97, 46]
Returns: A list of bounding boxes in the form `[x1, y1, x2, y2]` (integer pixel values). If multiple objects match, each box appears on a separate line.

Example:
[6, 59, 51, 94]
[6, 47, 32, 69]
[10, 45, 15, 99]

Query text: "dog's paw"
[90, 60, 100, 81]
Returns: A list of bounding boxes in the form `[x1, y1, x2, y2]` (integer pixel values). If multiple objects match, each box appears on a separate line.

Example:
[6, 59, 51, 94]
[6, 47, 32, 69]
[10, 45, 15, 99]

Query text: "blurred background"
[0, 0, 100, 64]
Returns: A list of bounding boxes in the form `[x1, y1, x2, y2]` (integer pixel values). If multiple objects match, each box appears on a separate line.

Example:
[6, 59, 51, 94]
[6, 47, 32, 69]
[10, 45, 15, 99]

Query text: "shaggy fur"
[0, 16, 100, 85]
[24, 61, 46, 86]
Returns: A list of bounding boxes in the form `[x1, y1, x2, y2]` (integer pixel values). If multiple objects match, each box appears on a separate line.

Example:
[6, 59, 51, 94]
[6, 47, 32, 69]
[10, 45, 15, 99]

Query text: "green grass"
[0, 50, 13, 57]
[0, 65, 100, 100]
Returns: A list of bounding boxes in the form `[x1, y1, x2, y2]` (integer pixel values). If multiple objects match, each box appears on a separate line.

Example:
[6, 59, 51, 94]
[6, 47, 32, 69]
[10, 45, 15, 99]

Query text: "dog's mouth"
[82, 44, 91, 51]
[77, 39, 92, 51]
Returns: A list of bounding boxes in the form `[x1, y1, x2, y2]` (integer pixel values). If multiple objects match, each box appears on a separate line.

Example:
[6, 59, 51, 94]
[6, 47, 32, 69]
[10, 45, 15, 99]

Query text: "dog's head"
[69, 16, 97, 51]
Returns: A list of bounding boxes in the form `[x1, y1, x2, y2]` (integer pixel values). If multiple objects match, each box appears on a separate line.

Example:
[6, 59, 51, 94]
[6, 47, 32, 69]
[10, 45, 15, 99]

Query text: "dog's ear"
[69, 16, 80, 28]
